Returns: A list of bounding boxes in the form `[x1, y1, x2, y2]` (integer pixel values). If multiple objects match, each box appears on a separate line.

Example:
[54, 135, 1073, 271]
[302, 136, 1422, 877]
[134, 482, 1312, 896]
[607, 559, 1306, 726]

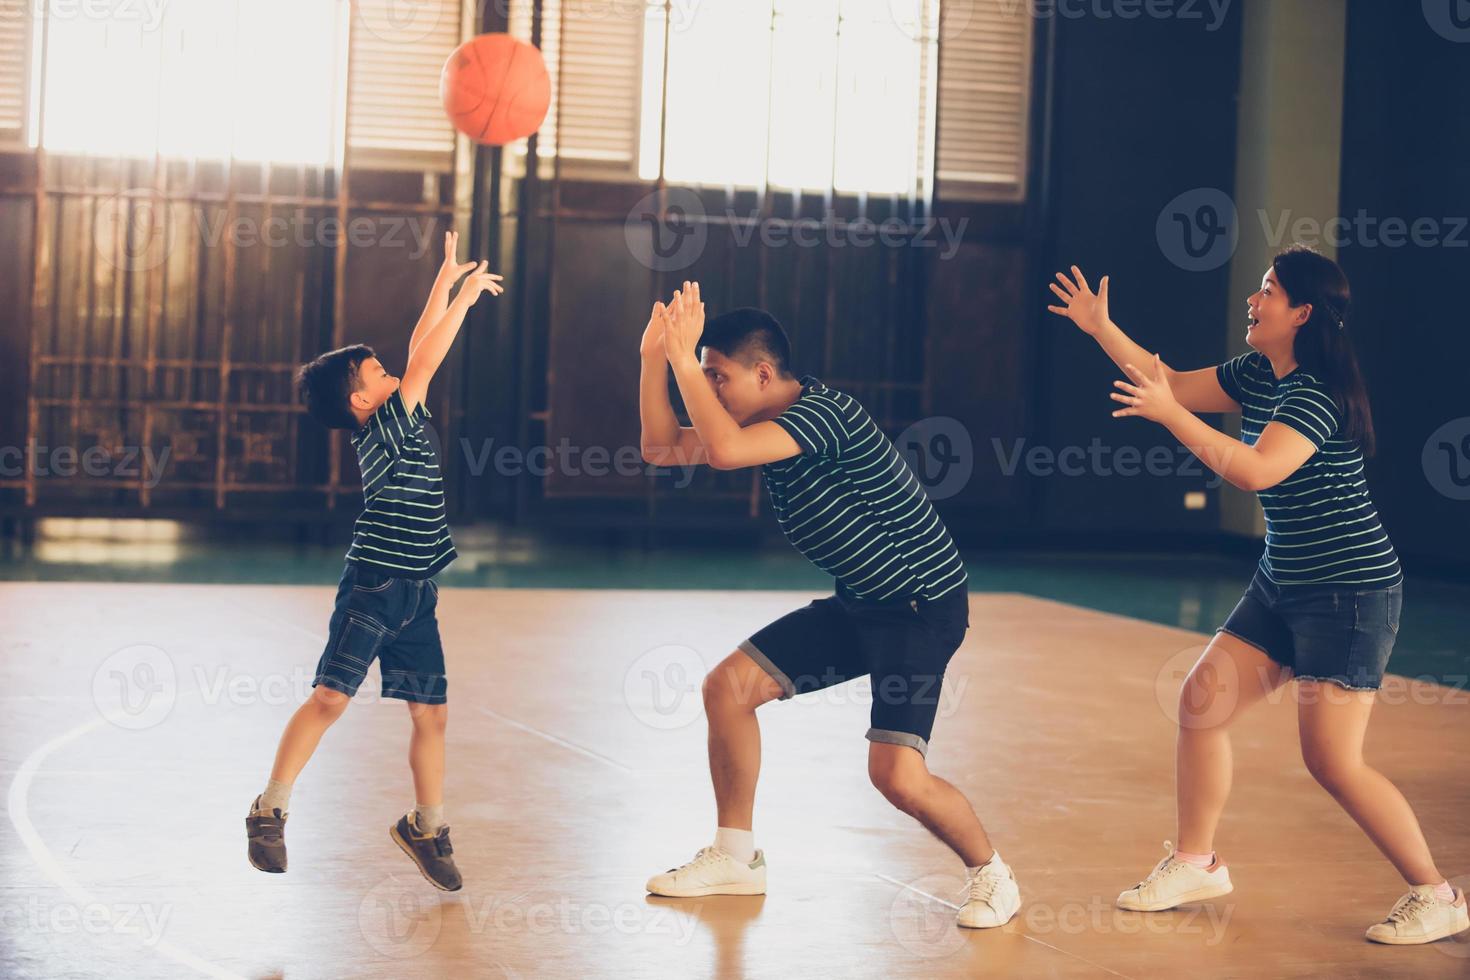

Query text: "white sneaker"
[645, 846, 767, 897]
[956, 853, 1022, 929]
[1365, 885, 1470, 945]
[1117, 841, 1234, 912]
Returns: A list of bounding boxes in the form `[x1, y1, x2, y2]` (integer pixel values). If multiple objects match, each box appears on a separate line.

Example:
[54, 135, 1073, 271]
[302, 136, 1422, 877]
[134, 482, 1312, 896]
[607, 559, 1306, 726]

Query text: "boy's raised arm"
[409, 230, 482, 363]
[400, 261, 503, 414]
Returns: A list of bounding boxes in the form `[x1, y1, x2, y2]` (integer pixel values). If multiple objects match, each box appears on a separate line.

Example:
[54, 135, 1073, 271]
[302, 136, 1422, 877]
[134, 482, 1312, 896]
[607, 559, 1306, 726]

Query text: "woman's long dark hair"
[1272, 244, 1376, 456]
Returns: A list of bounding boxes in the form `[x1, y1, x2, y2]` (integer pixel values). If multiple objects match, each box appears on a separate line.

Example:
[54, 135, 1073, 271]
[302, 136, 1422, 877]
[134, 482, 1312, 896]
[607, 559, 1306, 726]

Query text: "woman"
[1047, 245, 1466, 945]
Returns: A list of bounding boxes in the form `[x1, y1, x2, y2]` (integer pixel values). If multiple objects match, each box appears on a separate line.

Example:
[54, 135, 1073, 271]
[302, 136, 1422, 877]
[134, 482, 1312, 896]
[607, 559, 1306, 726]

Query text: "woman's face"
[1245, 266, 1310, 354]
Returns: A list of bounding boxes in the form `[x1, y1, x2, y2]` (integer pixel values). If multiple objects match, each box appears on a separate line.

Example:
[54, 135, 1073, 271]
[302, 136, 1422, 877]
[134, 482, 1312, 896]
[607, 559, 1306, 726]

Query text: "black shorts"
[738, 585, 970, 757]
[313, 563, 447, 704]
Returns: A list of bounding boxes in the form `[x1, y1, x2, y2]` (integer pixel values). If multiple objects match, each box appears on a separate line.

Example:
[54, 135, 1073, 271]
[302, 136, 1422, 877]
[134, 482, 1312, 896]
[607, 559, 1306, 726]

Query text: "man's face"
[699, 348, 767, 424]
[351, 357, 399, 417]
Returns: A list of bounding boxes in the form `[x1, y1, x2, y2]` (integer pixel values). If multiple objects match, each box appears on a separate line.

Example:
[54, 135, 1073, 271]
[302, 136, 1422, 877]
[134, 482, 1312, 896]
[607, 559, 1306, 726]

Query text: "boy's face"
[349, 357, 400, 419]
[700, 348, 777, 425]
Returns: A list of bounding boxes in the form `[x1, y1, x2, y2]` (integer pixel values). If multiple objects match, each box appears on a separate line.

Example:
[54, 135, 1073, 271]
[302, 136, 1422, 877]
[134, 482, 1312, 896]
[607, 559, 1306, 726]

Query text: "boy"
[638, 282, 1021, 929]
[245, 231, 502, 891]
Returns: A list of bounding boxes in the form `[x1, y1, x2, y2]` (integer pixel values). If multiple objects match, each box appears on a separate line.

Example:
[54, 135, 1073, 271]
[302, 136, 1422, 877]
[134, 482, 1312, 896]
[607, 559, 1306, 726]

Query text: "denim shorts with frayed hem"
[1217, 569, 1402, 692]
[313, 563, 447, 704]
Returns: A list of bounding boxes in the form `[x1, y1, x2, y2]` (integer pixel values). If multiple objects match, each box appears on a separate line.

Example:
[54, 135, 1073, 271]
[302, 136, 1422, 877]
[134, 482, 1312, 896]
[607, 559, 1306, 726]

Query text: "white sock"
[1432, 880, 1455, 903]
[257, 779, 291, 814]
[415, 803, 446, 834]
[714, 827, 755, 863]
[965, 850, 1002, 876]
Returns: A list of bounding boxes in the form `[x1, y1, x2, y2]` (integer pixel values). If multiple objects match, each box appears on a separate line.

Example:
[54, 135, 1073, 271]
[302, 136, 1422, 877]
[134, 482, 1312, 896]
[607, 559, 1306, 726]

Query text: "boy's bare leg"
[247, 685, 350, 872]
[266, 685, 352, 787]
[407, 702, 448, 814]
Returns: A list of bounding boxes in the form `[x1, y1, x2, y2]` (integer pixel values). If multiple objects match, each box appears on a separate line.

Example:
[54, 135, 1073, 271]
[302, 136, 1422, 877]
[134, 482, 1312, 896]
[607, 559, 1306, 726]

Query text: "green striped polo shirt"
[1217, 351, 1401, 588]
[764, 376, 968, 603]
[345, 390, 456, 578]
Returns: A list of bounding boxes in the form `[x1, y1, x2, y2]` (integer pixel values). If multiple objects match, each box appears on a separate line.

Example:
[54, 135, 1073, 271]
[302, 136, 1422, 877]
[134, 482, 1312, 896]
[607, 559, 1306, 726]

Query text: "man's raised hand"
[660, 281, 705, 364]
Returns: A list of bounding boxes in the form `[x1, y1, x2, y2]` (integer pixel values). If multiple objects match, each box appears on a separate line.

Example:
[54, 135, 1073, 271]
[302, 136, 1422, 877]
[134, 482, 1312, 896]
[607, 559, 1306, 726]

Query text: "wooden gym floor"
[2, 583, 1467, 978]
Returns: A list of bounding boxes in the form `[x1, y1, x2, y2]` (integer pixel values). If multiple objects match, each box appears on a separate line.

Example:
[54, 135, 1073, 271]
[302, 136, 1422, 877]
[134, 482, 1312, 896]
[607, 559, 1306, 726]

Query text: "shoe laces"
[1136, 841, 1187, 889]
[1386, 891, 1436, 924]
[965, 862, 1009, 908]
[669, 846, 723, 874]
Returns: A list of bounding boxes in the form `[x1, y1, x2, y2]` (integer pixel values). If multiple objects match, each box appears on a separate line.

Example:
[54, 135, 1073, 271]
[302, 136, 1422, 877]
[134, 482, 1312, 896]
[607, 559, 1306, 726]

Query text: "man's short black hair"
[696, 308, 794, 378]
[296, 344, 376, 430]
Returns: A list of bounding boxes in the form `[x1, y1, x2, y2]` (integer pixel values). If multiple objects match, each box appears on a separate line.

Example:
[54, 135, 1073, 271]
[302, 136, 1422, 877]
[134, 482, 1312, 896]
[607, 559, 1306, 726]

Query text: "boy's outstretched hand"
[456, 260, 505, 303]
[437, 230, 480, 286]
[660, 280, 705, 365]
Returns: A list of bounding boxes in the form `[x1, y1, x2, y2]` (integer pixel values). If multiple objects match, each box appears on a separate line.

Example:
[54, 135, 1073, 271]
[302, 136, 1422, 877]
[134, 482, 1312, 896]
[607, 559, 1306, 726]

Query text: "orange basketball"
[439, 34, 551, 146]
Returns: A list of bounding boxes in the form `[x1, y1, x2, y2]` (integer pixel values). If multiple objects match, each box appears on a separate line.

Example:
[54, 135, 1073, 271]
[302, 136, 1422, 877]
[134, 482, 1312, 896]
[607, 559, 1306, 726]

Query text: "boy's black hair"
[296, 344, 376, 430]
[696, 308, 794, 378]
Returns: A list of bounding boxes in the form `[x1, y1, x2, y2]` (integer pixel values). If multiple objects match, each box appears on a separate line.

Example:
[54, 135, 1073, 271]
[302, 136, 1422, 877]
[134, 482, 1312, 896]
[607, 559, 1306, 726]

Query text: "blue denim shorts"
[313, 563, 447, 703]
[739, 585, 970, 757]
[1218, 569, 1402, 691]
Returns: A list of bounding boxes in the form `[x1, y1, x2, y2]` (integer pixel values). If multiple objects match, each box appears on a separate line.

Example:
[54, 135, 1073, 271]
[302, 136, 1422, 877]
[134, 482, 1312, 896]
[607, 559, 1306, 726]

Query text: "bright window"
[31, 0, 347, 164]
[638, 0, 934, 195]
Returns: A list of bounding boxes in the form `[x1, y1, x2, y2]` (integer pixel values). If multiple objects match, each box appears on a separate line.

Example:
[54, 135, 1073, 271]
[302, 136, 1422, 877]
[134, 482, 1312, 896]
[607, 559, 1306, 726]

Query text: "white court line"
[873, 872, 1137, 980]
[474, 706, 636, 774]
[874, 871, 959, 910]
[8, 709, 246, 980]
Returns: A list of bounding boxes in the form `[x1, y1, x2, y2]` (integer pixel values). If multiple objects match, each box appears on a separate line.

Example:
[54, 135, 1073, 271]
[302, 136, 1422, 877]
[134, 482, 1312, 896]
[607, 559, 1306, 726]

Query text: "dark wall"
[1339, 2, 1470, 570]
[1033, 7, 1243, 540]
[0, 156, 33, 474]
